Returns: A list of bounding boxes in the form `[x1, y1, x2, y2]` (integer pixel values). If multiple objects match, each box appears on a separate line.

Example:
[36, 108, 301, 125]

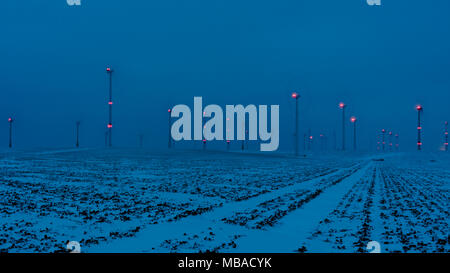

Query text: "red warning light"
[291, 92, 299, 99]
[339, 102, 345, 109]
[107, 124, 112, 128]
[416, 105, 423, 111]
[350, 116, 356, 123]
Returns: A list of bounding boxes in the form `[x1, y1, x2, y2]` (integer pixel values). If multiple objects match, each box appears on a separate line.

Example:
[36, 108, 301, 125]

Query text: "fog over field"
[0, 0, 449, 255]
[1, 0, 450, 152]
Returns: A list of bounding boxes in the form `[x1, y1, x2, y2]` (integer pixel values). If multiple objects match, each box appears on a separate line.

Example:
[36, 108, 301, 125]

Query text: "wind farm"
[0, 0, 449, 255]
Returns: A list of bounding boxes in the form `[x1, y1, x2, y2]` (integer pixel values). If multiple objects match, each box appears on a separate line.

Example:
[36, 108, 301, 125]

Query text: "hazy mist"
[1, 0, 449, 152]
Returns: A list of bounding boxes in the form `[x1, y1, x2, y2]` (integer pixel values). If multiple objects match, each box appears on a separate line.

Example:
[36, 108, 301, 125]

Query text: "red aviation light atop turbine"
[381, 129, 386, 151]
[292, 91, 300, 156]
[339, 102, 347, 151]
[8, 117, 14, 148]
[389, 131, 393, 148]
[350, 116, 357, 151]
[106, 66, 114, 147]
[416, 104, 423, 150]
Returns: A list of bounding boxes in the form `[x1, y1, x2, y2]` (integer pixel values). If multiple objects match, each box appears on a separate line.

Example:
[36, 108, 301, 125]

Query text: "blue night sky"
[1, 0, 449, 151]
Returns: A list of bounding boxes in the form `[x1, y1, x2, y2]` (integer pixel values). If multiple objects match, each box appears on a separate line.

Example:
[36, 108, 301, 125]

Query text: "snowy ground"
[0, 148, 448, 253]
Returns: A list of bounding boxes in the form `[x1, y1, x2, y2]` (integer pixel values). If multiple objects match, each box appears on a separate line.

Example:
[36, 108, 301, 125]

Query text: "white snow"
[0, 149, 448, 253]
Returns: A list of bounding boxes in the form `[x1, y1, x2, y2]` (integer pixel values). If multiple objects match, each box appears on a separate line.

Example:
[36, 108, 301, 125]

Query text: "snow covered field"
[0, 149, 448, 253]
